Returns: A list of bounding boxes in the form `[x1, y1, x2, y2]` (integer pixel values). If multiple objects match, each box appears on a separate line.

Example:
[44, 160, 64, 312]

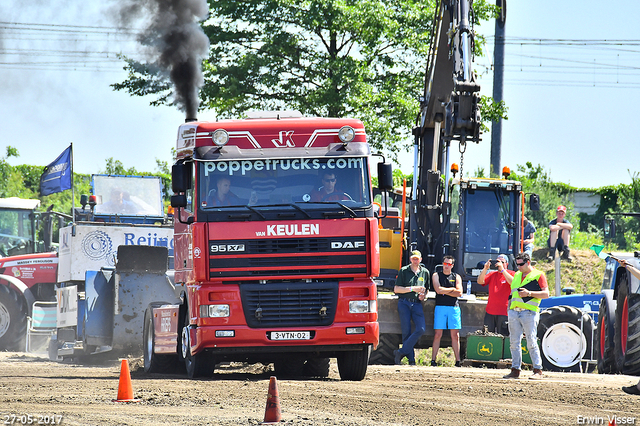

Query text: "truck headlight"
[200, 304, 230, 318]
[338, 125, 355, 143]
[349, 300, 377, 313]
[211, 129, 229, 146]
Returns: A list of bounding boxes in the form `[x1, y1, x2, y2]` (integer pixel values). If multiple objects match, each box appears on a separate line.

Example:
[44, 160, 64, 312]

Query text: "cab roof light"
[451, 163, 459, 177]
[502, 166, 511, 179]
[338, 126, 356, 144]
[211, 129, 229, 147]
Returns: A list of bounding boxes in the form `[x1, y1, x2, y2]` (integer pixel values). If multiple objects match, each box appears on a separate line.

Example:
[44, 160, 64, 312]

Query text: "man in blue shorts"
[431, 255, 463, 367]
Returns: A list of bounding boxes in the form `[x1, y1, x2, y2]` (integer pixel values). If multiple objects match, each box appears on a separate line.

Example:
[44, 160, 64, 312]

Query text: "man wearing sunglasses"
[310, 172, 352, 202]
[477, 254, 514, 335]
[393, 250, 429, 365]
[501, 253, 549, 380]
[431, 255, 463, 367]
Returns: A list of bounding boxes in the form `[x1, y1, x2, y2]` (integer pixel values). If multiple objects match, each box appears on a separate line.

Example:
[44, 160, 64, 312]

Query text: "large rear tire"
[538, 306, 595, 372]
[0, 284, 27, 351]
[368, 334, 401, 365]
[613, 273, 640, 375]
[596, 291, 617, 374]
[337, 345, 371, 381]
[143, 305, 178, 373]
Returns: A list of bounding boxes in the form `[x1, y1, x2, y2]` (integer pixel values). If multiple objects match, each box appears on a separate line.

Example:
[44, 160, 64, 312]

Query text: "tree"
[113, 0, 498, 163]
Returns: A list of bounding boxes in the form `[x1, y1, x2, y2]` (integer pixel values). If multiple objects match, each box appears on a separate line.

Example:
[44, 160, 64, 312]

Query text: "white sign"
[56, 286, 77, 327]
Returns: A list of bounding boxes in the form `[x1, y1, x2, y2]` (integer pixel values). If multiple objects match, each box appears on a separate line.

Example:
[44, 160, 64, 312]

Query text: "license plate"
[270, 331, 311, 340]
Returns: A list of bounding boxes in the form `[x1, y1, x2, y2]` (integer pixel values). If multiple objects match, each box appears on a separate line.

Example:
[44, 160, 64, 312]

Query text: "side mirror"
[604, 218, 616, 239]
[172, 162, 192, 193]
[171, 194, 188, 208]
[377, 162, 394, 191]
[529, 194, 540, 211]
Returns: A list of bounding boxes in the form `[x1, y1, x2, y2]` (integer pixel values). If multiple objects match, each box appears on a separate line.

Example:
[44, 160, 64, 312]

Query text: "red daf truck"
[144, 112, 384, 380]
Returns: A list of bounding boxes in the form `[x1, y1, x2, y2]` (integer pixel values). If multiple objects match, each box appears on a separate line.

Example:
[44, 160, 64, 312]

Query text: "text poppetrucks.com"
[577, 415, 636, 424]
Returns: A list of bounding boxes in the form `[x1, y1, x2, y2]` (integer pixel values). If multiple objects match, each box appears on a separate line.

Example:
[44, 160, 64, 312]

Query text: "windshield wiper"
[310, 201, 357, 218]
[289, 203, 312, 219]
[243, 205, 267, 220]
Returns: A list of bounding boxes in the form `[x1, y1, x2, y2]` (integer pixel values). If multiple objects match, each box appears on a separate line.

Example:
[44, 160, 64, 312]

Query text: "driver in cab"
[310, 172, 352, 202]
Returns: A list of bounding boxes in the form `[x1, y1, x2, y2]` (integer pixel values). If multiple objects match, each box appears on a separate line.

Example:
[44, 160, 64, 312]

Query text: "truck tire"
[0, 284, 27, 351]
[538, 306, 595, 373]
[337, 345, 371, 381]
[368, 333, 401, 365]
[614, 275, 640, 375]
[143, 305, 178, 374]
[181, 308, 214, 378]
[596, 291, 617, 374]
[303, 357, 330, 378]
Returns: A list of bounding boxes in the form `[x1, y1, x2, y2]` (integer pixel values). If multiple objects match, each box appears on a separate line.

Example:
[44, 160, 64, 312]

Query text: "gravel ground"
[0, 352, 638, 425]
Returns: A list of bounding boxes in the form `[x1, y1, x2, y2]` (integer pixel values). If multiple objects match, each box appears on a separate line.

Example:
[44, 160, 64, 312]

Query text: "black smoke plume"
[116, 0, 209, 119]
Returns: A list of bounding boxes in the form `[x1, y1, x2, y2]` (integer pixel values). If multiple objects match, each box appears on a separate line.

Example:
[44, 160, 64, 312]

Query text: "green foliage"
[479, 95, 508, 133]
[113, 0, 497, 163]
[509, 162, 575, 234]
[0, 148, 172, 218]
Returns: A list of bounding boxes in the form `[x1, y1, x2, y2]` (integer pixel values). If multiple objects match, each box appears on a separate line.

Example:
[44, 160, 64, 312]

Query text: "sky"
[2, 0, 640, 188]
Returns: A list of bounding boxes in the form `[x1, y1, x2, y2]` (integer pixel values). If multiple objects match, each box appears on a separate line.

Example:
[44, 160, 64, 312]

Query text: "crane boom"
[410, 0, 482, 270]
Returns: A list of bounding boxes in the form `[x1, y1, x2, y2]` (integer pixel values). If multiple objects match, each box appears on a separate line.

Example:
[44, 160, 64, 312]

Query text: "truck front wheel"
[337, 345, 371, 381]
[181, 309, 214, 378]
[538, 306, 595, 372]
[0, 284, 27, 351]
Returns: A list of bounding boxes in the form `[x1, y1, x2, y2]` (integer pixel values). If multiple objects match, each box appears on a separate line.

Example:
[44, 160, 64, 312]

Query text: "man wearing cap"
[477, 254, 514, 335]
[393, 250, 429, 365]
[548, 205, 573, 261]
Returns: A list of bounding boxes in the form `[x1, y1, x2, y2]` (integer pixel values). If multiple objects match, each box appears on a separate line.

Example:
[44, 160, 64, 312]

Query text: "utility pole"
[490, 0, 506, 177]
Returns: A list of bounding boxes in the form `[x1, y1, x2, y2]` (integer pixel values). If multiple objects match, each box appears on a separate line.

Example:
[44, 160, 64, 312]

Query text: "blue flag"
[40, 145, 72, 196]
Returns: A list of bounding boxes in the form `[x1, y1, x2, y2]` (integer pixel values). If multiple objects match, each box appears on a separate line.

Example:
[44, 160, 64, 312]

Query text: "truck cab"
[162, 113, 380, 380]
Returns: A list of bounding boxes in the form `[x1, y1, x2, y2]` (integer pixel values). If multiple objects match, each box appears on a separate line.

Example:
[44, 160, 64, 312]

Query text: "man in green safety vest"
[500, 252, 549, 380]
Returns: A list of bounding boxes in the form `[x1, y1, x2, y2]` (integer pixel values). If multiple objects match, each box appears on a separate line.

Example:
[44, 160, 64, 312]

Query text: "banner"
[39, 145, 72, 196]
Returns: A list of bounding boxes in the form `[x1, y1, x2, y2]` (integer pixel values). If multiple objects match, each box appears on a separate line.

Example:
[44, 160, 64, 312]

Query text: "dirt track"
[0, 352, 638, 425]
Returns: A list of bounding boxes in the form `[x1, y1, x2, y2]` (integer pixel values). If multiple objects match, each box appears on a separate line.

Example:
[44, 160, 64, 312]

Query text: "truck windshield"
[198, 157, 371, 209]
[462, 188, 515, 271]
[93, 175, 164, 217]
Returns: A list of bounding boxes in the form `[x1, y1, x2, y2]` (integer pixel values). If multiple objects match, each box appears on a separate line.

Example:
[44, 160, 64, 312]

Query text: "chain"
[457, 141, 466, 216]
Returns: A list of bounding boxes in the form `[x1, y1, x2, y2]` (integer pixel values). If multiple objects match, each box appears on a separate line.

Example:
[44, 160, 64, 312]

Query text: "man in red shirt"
[477, 254, 513, 335]
[310, 172, 352, 202]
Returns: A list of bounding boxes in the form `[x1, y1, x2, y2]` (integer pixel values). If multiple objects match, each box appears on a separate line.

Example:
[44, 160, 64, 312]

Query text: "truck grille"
[240, 282, 338, 328]
[209, 237, 367, 279]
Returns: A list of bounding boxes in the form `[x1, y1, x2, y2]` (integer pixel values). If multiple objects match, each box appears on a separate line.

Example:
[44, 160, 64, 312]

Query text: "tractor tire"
[538, 305, 595, 373]
[614, 273, 640, 375]
[143, 305, 179, 374]
[302, 357, 330, 378]
[181, 308, 214, 378]
[623, 293, 640, 375]
[368, 333, 401, 365]
[0, 284, 27, 351]
[596, 291, 617, 374]
[337, 345, 371, 381]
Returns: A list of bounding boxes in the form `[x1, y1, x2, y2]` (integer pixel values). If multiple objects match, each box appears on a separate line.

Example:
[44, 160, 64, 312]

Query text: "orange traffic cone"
[260, 376, 281, 424]
[113, 359, 140, 402]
